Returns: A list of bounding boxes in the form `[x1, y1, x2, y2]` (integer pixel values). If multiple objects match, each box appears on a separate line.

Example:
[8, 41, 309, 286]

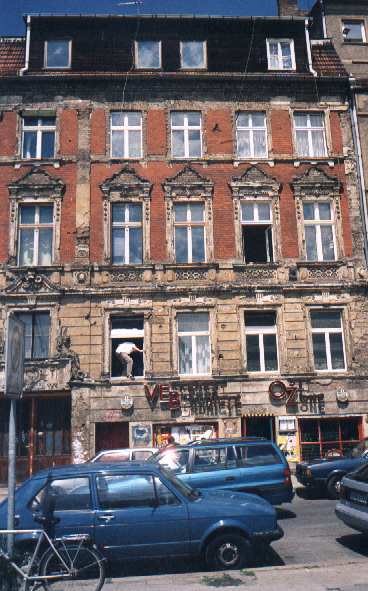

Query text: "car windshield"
[159, 466, 200, 501]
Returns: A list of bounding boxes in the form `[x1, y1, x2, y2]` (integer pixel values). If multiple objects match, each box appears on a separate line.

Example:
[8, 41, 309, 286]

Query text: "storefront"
[298, 416, 363, 462]
[153, 422, 218, 447]
[242, 414, 276, 441]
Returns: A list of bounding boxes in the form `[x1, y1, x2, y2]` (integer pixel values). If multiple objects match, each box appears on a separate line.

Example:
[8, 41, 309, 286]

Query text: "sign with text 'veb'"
[5, 315, 25, 399]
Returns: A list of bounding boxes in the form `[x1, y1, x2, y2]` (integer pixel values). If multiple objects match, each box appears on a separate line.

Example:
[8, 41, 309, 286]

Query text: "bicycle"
[0, 528, 106, 591]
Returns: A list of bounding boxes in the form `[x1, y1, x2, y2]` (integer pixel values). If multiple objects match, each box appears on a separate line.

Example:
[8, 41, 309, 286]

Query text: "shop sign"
[336, 388, 349, 403]
[120, 395, 134, 411]
[144, 383, 241, 417]
[269, 380, 325, 413]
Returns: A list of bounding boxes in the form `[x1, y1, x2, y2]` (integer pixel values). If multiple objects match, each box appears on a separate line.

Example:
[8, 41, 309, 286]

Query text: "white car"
[90, 447, 157, 463]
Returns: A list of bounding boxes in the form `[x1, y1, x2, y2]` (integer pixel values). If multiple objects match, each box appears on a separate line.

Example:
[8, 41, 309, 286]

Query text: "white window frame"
[177, 312, 211, 376]
[236, 112, 268, 159]
[180, 41, 207, 69]
[17, 203, 55, 266]
[294, 112, 327, 158]
[303, 201, 336, 262]
[110, 315, 145, 379]
[266, 38, 295, 71]
[171, 112, 202, 159]
[240, 200, 273, 263]
[174, 201, 206, 263]
[310, 309, 346, 372]
[111, 202, 143, 265]
[44, 40, 72, 69]
[342, 20, 366, 43]
[135, 40, 162, 69]
[110, 112, 143, 159]
[244, 311, 279, 373]
[22, 116, 56, 160]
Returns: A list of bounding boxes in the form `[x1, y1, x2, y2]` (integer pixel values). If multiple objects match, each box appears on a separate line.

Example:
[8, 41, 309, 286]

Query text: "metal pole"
[7, 399, 17, 556]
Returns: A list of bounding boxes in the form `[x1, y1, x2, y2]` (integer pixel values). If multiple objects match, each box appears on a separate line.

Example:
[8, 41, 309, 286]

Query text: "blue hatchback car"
[0, 462, 283, 570]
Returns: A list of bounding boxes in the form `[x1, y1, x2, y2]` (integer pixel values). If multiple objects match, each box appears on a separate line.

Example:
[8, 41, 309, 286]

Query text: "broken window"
[244, 311, 278, 372]
[240, 201, 273, 263]
[110, 316, 144, 378]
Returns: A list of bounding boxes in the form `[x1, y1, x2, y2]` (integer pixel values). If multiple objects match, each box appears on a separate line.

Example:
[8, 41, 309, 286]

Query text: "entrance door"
[243, 417, 275, 441]
[95, 422, 129, 453]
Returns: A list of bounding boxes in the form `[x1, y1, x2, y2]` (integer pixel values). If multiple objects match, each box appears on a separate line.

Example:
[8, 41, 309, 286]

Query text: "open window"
[241, 201, 273, 263]
[110, 316, 144, 378]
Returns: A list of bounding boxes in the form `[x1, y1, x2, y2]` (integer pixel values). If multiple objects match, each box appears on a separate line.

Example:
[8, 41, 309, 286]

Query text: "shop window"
[96, 474, 155, 509]
[135, 41, 161, 69]
[171, 112, 202, 158]
[267, 39, 295, 70]
[342, 20, 366, 43]
[299, 417, 361, 461]
[294, 112, 327, 158]
[177, 312, 210, 376]
[180, 41, 206, 69]
[110, 112, 142, 159]
[240, 201, 273, 263]
[303, 201, 336, 262]
[111, 202, 143, 264]
[36, 398, 71, 456]
[236, 112, 268, 159]
[110, 316, 144, 378]
[22, 116, 56, 159]
[174, 202, 205, 263]
[17, 204, 54, 266]
[15, 311, 50, 360]
[44, 40, 71, 69]
[310, 309, 346, 371]
[244, 311, 278, 372]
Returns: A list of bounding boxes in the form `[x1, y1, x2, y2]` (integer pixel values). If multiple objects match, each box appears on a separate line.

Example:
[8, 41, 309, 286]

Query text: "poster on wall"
[131, 423, 152, 447]
[278, 433, 298, 462]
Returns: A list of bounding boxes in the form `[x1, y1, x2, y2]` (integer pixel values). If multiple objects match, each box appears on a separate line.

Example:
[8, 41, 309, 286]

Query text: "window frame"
[174, 201, 206, 264]
[302, 200, 337, 262]
[180, 41, 207, 70]
[309, 308, 347, 373]
[110, 111, 143, 159]
[134, 40, 162, 70]
[240, 199, 274, 263]
[170, 111, 203, 159]
[342, 20, 366, 43]
[22, 116, 56, 160]
[14, 310, 51, 360]
[111, 201, 143, 265]
[44, 40, 72, 70]
[17, 203, 55, 267]
[110, 314, 145, 379]
[176, 310, 211, 377]
[243, 310, 279, 373]
[235, 112, 268, 159]
[266, 38, 296, 71]
[293, 111, 328, 158]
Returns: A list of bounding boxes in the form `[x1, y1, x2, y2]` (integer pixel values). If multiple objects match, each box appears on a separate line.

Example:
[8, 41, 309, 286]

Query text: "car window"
[31, 477, 91, 511]
[96, 474, 155, 509]
[192, 447, 235, 472]
[154, 477, 181, 506]
[236, 444, 282, 467]
[155, 449, 190, 473]
[132, 450, 154, 461]
[96, 451, 130, 463]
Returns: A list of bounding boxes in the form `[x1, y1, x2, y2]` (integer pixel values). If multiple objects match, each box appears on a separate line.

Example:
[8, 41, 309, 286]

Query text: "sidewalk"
[106, 559, 368, 590]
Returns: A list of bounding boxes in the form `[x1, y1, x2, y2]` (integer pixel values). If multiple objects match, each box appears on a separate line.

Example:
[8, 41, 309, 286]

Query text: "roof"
[25, 13, 307, 21]
[311, 40, 348, 77]
[34, 461, 158, 478]
[0, 37, 25, 76]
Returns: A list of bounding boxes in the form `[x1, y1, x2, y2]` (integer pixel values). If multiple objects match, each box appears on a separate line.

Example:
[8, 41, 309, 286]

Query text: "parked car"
[148, 437, 294, 505]
[296, 439, 368, 499]
[0, 462, 283, 570]
[335, 463, 368, 533]
[90, 447, 156, 463]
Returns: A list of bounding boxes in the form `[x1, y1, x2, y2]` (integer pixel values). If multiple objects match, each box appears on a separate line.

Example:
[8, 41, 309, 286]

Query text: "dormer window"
[342, 20, 366, 43]
[180, 41, 206, 69]
[44, 40, 71, 69]
[266, 39, 295, 71]
[135, 41, 161, 69]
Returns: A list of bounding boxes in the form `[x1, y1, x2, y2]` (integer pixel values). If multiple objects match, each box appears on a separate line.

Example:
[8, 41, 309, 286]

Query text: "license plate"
[350, 490, 368, 505]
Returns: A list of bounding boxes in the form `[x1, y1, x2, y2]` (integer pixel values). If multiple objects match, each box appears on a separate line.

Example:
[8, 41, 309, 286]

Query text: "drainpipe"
[19, 15, 31, 76]
[350, 80, 368, 265]
[320, 0, 327, 38]
[305, 18, 318, 77]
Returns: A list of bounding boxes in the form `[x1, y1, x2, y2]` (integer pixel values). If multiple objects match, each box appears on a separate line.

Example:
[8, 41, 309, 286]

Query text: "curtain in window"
[33, 313, 50, 358]
[39, 228, 53, 265]
[179, 335, 192, 374]
[311, 130, 326, 157]
[196, 335, 210, 374]
[296, 130, 309, 156]
[19, 229, 35, 265]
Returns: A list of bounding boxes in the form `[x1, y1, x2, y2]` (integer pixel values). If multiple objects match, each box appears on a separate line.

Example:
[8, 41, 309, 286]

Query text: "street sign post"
[4, 315, 25, 556]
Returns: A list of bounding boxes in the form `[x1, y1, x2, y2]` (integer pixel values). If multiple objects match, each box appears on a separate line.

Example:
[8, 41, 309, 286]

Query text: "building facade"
[0, 13, 367, 481]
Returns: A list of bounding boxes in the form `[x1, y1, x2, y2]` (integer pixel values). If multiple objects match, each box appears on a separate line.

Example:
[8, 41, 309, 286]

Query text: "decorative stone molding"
[234, 264, 278, 283]
[100, 166, 152, 264]
[175, 268, 208, 281]
[110, 269, 144, 282]
[163, 166, 214, 263]
[298, 263, 341, 282]
[8, 168, 65, 265]
[55, 325, 85, 381]
[5, 271, 62, 295]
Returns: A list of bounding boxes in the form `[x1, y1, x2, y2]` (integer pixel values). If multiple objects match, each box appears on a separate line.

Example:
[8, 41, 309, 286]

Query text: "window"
[154, 477, 181, 505]
[244, 311, 278, 372]
[44, 40, 71, 69]
[111, 202, 143, 264]
[153, 449, 190, 474]
[310, 309, 346, 371]
[36, 398, 71, 457]
[110, 112, 142, 158]
[279, 416, 297, 432]
[236, 112, 268, 159]
[240, 201, 273, 263]
[174, 202, 205, 263]
[235, 444, 282, 467]
[95, 451, 130, 463]
[110, 316, 144, 378]
[31, 477, 91, 512]
[192, 447, 237, 472]
[267, 39, 295, 70]
[303, 201, 336, 261]
[342, 20, 366, 43]
[180, 41, 206, 69]
[22, 116, 56, 160]
[135, 41, 161, 69]
[171, 112, 202, 158]
[294, 112, 327, 158]
[96, 474, 155, 509]
[177, 312, 210, 375]
[18, 204, 54, 266]
[15, 311, 50, 359]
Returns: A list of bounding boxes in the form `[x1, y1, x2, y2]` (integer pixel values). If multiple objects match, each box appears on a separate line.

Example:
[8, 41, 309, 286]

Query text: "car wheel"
[327, 474, 343, 499]
[205, 533, 250, 570]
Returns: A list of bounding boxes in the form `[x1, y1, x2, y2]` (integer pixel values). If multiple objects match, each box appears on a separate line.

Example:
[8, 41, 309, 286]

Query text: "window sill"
[110, 376, 145, 383]
[343, 41, 368, 46]
[8, 265, 63, 273]
[15, 159, 61, 169]
[296, 261, 343, 268]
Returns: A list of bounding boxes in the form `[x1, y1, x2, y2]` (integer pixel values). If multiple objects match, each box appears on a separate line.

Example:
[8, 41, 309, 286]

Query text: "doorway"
[242, 416, 275, 441]
[95, 422, 130, 453]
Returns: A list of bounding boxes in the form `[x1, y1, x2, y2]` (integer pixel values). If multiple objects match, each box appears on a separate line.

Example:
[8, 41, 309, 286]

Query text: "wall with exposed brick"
[0, 112, 17, 157]
[90, 109, 106, 156]
[59, 109, 78, 156]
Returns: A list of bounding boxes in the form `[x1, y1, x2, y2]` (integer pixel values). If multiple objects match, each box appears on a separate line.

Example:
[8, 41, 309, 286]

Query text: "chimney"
[277, 0, 301, 16]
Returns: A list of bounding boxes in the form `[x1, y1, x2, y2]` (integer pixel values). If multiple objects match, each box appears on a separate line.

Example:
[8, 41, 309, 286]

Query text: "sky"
[0, 0, 316, 36]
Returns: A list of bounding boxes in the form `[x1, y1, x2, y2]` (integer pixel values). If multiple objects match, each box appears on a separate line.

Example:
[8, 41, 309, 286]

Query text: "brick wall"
[90, 109, 106, 156]
[0, 112, 17, 157]
[59, 109, 78, 156]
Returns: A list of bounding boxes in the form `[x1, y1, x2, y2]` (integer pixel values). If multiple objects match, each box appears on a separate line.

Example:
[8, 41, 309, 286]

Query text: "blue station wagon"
[149, 438, 294, 505]
[0, 462, 283, 570]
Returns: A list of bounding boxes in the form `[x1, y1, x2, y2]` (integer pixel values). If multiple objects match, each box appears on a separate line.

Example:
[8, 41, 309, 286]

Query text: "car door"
[235, 443, 286, 498]
[186, 446, 240, 490]
[93, 472, 190, 561]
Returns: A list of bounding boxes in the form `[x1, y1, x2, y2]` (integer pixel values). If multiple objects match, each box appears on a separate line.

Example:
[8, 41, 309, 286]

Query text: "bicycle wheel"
[40, 543, 105, 591]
